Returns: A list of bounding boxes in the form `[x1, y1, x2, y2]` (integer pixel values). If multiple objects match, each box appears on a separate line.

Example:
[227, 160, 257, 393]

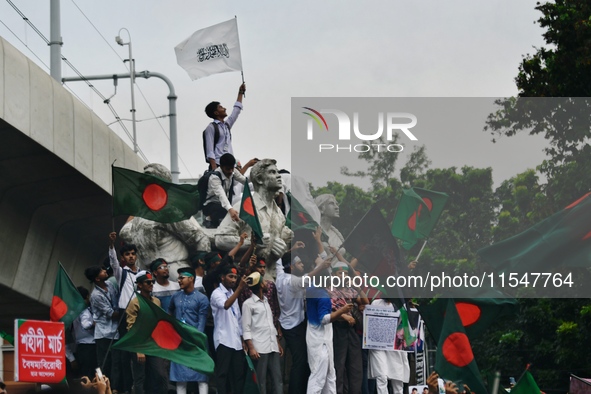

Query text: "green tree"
[485, 0, 591, 205]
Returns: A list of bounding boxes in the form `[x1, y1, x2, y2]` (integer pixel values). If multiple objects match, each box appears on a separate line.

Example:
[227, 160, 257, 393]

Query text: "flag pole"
[414, 240, 428, 261]
[330, 205, 375, 262]
[111, 160, 117, 232]
[491, 371, 501, 394]
[235, 15, 246, 97]
[58, 261, 77, 288]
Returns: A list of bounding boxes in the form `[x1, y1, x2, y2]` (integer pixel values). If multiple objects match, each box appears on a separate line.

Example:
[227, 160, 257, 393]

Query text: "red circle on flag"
[407, 197, 433, 231]
[50, 296, 68, 321]
[243, 196, 255, 216]
[143, 184, 168, 211]
[455, 302, 481, 327]
[151, 320, 182, 350]
[442, 332, 474, 367]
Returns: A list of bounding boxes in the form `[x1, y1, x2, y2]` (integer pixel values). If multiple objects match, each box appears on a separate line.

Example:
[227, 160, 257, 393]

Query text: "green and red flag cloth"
[286, 192, 319, 231]
[0, 330, 14, 345]
[239, 178, 264, 245]
[50, 262, 86, 327]
[343, 205, 403, 298]
[396, 306, 417, 347]
[478, 192, 591, 272]
[244, 351, 261, 394]
[112, 166, 201, 223]
[418, 290, 517, 342]
[286, 192, 328, 241]
[511, 371, 541, 394]
[113, 294, 214, 375]
[391, 187, 449, 250]
[435, 299, 488, 394]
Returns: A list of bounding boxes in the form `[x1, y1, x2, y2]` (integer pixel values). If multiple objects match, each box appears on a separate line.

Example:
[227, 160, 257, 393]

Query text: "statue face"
[322, 197, 340, 219]
[261, 164, 282, 192]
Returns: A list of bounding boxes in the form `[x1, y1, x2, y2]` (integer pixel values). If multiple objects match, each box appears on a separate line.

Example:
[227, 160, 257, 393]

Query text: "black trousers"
[214, 344, 246, 394]
[96, 338, 122, 391]
[75, 343, 97, 380]
[131, 353, 169, 394]
[282, 321, 310, 394]
[203, 202, 228, 228]
[333, 323, 363, 394]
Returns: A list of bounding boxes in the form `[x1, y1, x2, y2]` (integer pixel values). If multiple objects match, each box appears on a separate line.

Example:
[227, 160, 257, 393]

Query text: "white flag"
[174, 18, 243, 81]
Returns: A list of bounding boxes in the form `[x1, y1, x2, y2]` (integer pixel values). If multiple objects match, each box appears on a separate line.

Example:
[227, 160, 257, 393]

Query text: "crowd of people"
[59, 85, 472, 394]
[70, 226, 418, 394]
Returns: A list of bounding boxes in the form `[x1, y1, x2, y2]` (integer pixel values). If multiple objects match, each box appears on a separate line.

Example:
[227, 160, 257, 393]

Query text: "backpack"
[202, 122, 224, 163]
[197, 170, 236, 211]
[197, 170, 222, 210]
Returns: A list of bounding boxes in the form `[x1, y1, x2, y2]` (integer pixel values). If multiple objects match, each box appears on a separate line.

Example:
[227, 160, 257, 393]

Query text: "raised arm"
[108, 232, 122, 285]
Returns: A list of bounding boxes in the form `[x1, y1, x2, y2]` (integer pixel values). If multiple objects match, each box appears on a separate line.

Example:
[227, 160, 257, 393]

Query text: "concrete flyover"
[0, 36, 145, 335]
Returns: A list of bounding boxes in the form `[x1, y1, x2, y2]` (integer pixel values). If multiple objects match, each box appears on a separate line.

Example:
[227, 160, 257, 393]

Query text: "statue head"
[315, 194, 340, 219]
[251, 159, 282, 193]
[144, 163, 172, 182]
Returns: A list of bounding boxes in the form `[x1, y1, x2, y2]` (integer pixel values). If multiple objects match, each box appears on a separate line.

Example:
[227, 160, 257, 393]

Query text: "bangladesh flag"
[418, 291, 517, 342]
[50, 262, 86, 327]
[286, 192, 319, 231]
[396, 306, 416, 347]
[239, 178, 264, 244]
[244, 351, 260, 394]
[478, 192, 591, 272]
[343, 205, 403, 298]
[112, 166, 200, 223]
[113, 295, 214, 375]
[435, 299, 487, 394]
[391, 187, 449, 250]
[511, 371, 541, 394]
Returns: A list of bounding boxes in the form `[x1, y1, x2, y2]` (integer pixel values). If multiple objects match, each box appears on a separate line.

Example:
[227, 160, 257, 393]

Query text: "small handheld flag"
[239, 179, 264, 244]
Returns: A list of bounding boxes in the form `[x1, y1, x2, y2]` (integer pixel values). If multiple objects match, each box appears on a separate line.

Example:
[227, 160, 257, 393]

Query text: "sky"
[0, 0, 550, 188]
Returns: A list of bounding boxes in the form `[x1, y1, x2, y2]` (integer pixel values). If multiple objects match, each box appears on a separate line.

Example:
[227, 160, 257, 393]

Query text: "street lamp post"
[115, 28, 138, 153]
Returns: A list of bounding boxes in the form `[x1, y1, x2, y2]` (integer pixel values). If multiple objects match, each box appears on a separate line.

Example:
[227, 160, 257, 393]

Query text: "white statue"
[315, 194, 346, 258]
[119, 164, 211, 281]
[215, 159, 293, 279]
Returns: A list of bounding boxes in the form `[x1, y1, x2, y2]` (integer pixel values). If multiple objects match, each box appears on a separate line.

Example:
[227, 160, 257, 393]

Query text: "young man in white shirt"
[203, 83, 245, 170]
[210, 265, 248, 394]
[242, 272, 284, 394]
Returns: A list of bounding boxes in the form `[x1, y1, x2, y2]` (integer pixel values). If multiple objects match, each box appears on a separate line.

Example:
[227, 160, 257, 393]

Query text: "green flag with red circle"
[435, 299, 488, 394]
[239, 178, 264, 244]
[112, 166, 201, 223]
[391, 187, 449, 250]
[417, 289, 517, 343]
[112, 294, 214, 375]
[50, 262, 86, 327]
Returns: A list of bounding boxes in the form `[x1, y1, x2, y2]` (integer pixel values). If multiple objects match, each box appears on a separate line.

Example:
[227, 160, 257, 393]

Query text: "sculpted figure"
[315, 194, 346, 257]
[119, 164, 211, 281]
[215, 159, 293, 279]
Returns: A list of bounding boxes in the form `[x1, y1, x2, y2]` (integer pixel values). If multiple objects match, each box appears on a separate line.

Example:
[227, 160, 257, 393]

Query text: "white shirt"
[204, 101, 243, 164]
[72, 308, 95, 344]
[242, 293, 279, 354]
[211, 283, 243, 350]
[109, 247, 138, 309]
[275, 259, 306, 330]
[205, 168, 246, 211]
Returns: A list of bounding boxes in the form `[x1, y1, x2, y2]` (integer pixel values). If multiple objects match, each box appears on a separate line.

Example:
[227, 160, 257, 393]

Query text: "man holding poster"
[366, 299, 410, 394]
